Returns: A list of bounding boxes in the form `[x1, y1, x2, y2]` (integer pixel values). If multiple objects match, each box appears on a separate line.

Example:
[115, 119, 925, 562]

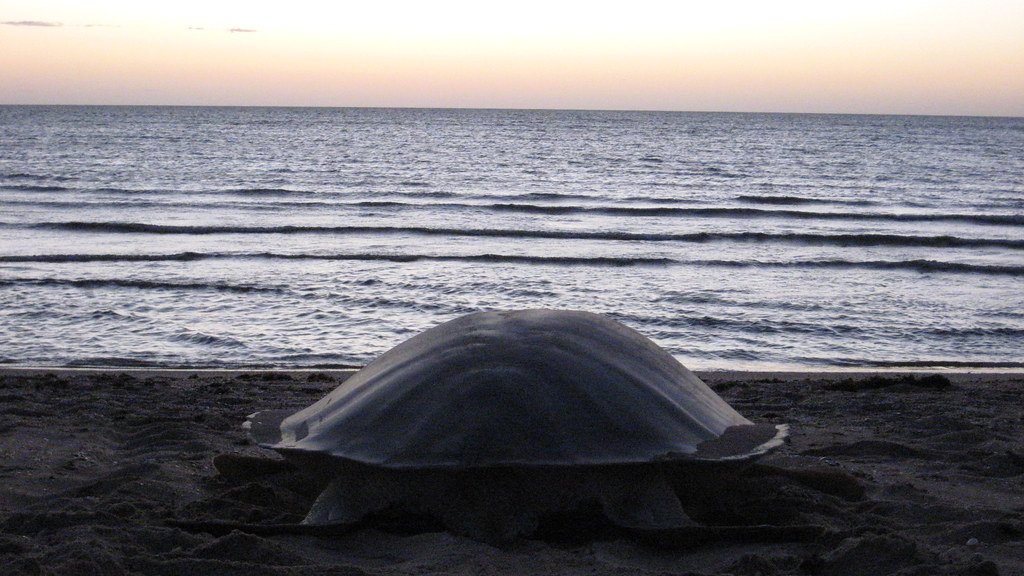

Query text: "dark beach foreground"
[1, 368, 1021, 575]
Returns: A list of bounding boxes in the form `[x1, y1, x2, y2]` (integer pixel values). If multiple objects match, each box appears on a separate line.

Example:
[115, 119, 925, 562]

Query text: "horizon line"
[1, 102, 1021, 120]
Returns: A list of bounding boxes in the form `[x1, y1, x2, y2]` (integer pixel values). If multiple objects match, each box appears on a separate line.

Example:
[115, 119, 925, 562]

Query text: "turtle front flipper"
[304, 472, 397, 525]
[213, 453, 295, 481]
[592, 468, 696, 530]
[245, 409, 296, 446]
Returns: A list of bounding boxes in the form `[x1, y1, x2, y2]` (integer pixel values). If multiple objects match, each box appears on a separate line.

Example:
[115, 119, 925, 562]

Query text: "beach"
[1, 367, 1020, 575]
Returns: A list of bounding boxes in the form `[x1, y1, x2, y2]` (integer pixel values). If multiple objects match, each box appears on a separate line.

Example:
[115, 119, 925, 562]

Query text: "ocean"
[0, 106, 1021, 370]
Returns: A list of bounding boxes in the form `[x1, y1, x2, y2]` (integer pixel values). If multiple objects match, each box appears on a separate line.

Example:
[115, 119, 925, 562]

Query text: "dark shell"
[249, 310, 786, 468]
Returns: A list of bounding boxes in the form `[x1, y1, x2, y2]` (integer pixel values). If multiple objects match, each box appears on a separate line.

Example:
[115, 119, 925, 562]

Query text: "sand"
[1, 367, 1021, 575]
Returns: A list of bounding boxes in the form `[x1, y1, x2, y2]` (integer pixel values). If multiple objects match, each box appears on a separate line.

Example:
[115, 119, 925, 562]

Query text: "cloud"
[186, 26, 256, 33]
[3, 20, 62, 27]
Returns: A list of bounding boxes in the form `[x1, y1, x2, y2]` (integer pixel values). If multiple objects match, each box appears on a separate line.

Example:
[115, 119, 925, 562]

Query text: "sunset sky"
[2, 0, 1022, 116]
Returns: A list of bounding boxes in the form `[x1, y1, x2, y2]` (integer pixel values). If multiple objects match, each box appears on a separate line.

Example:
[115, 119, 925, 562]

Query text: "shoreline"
[3, 365, 1023, 377]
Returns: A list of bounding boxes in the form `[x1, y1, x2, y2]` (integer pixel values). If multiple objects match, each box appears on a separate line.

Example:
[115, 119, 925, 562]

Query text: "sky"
[1, 0, 1022, 116]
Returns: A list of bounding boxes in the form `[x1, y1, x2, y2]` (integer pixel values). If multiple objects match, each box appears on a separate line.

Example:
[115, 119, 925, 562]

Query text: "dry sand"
[1, 368, 1021, 575]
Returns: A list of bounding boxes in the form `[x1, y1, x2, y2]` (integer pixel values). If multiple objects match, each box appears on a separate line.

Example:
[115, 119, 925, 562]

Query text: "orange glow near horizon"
[1, 0, 1022, 115]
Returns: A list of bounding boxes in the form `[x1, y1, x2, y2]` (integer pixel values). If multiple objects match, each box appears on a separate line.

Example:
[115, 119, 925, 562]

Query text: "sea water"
[1, 106, 1021, 369]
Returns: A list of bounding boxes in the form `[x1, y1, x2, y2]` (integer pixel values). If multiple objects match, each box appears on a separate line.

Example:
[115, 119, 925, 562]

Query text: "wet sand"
[1, 368, 1021, 575]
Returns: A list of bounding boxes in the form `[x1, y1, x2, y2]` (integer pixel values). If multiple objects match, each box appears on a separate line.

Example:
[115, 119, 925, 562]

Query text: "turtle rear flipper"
[629, 524, 832, 549]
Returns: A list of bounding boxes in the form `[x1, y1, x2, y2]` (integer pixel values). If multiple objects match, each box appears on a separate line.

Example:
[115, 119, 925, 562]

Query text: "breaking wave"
[27, 221, 1024, 250]
[0, 277, 287, 294]
[735, 194, 876, 206]
[2, 252, 1021, 275]
[0, 183, 69, 192]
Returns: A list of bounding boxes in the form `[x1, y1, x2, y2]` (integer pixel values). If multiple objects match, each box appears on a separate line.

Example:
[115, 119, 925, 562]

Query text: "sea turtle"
[237, 310, 792, 543]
